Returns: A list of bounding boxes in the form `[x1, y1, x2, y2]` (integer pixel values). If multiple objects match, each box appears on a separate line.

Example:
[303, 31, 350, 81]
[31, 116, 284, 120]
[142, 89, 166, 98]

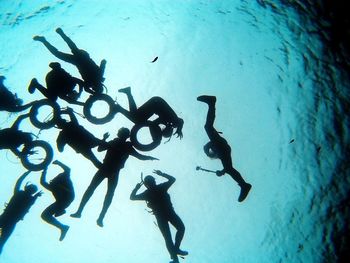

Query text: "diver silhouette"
[70, 127, 158, 227]
[117, 87, 184, 139]
[28, 62, 84, 106]
[197, 95, 251, 202]
[130, 170, 188, 263]
[55, 107, 104, 168]
[0, 113, 33, 157]
[33, 28, 106, 94]
[40, 160, 75, 241]
[0, 171, 42, 254]
[0, 76, 35, 112]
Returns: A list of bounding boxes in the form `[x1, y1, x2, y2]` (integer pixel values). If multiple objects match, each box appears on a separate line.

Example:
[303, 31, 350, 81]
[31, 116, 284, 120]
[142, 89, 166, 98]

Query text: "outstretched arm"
[153, 170, 175, 188]
[14, 171, 31, 193]
[130, 181, 146, 201]
[40, 168, 50, 190]
[53, 160, 70, 174]
[11, 113, 29, 129]
[131, 148, 159, 161]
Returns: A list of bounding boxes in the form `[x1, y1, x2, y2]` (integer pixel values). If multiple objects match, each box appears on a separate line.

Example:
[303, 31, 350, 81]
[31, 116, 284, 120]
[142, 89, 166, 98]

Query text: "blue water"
[1, 1, 349, 262]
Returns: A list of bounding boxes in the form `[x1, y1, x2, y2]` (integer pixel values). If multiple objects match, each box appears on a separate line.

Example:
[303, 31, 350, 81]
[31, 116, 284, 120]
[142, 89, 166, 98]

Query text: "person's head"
[76, 49, 90, 59]
[117, 127, 130, 140]
[143, 175, 156, 189]
[203, 141, 219, 159]
[161, 124, 173, 138]
[49, 62, 61, 70]
[24, 183, 38, 195]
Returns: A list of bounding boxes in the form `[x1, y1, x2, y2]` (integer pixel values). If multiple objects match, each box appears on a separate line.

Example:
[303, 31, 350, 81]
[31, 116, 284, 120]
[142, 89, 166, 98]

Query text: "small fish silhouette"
[151, 56, 158, 63]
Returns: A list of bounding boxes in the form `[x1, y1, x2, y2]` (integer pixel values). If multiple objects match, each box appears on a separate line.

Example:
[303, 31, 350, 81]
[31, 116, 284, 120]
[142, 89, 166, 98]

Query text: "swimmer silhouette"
[0, 171, 42, 254]
[197, 95, 251, 202]
[130, 170, 188, 263]
[117, 87, 184, 139]
[71, 127, 158, 227]
[55, 107, 103, 168]
[40, 160, 75, 241]
[0, 113, 33, 157]
[0, 76, 36, 112]
[33, 28, 106, 94]
[28, 62, 84, 106]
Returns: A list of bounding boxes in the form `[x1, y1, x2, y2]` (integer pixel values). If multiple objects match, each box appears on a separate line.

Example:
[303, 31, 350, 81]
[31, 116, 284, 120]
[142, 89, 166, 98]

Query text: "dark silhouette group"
[0, 28, 251, 263]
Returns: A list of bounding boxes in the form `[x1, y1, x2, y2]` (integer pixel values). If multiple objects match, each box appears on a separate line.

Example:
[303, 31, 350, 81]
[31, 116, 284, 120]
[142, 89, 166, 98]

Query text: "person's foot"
[59, 225, 69, 241]
[238, 183, 252, 202]
[97, 218, 104, 227]
[56, 27, 63, 34]
[28, 78, 38, 94]
[197, 95, 216, 104]
[177, 249, 188, 256]
[118, 86, 131, 94]
[70, 212, 81, 218]
[33, 35, 45, 42]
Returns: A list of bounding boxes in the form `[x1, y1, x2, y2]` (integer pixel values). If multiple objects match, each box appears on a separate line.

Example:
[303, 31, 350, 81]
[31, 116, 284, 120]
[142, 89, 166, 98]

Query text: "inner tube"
[29, 99, 60, 129]
[21, 140, 53, 171]
[83, 94, 116, 125]
[130, 121, 162, 151]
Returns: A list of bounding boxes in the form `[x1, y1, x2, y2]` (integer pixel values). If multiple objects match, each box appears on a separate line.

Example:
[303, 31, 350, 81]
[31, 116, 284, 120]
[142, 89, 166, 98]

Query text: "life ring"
[21, 140, 53, 171]
[29, 99, 60, 129]
[130, 121, 162, 151]
[83, 94, 116, 125]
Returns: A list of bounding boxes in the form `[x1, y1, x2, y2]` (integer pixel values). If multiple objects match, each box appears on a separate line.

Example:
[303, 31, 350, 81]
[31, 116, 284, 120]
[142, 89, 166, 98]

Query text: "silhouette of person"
[71, 127, 158, 227]
[0, 76, 35, 112]
[197, 95, 251, 202]
[116, 87, 184, 139]
[0, 171, 42, 254]
[130, 170, 188, 263]
[33, 28, 106, 94]
[0, 113, 33, 157]
[55, 107, 104, 168]
[28, 62, 84, 106]
[40, 160, 75, 241]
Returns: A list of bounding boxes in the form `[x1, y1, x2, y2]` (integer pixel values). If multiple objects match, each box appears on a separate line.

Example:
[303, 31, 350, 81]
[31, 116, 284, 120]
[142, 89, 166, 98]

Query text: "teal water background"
[1, 1, 348, 262]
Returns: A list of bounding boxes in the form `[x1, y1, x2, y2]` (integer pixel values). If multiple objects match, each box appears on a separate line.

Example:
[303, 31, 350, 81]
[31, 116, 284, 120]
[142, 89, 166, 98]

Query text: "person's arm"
[65, 107, 78, 123]
[53, 160, 70, 174]
[40, 168, 50, 190]
[153, 170, 175, 187]
[97, 135, 110, 152]
[130, 148, 159, 161]
[14, 171, 30, 193]
[11, 113, 30, 129]
[130, 182, 146, 201]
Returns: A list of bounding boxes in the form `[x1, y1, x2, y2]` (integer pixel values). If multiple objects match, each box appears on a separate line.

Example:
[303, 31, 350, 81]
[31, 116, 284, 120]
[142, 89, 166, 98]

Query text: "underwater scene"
[0, 1, 349, 263]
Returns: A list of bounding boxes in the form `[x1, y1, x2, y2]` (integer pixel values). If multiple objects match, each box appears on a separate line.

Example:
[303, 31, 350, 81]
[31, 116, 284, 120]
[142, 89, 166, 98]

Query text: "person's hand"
[36, 190, 44, 197]
[151, 157, 159, 161]
[52, 160, 59, 165]
[153, 170, 162, 176]
[136, 182, 143, 189]
[174, 129, 183, 139]
[103, 132, 110, 140]
[216, 170, 225, 177]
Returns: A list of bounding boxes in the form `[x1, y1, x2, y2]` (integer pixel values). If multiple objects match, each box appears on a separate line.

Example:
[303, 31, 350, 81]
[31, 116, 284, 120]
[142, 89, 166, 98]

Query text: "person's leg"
[117, 87, 138, 121]
[55, 28, 79, 53]
[169, 212, 187, 256]
[28, 78, 57, 101]
[33, 36, 76, 64]
[96, 173, 119, 227]
[0, 223, 16, 254]
[156, 216, 179, 262]
[71, 172, 104, 218]
[226, 167, 251, 202]
[41, 203, 69, 241]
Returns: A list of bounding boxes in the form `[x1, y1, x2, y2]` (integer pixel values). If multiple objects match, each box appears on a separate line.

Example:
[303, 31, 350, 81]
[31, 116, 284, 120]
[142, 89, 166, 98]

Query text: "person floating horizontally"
[40, 160, 75, 241]
[0, 171, 42, 254]
[71, 127, 158, 227]
[33, 28, 106, 94]
[130, 170, 188, 263]
[197, 95, 251, 202]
